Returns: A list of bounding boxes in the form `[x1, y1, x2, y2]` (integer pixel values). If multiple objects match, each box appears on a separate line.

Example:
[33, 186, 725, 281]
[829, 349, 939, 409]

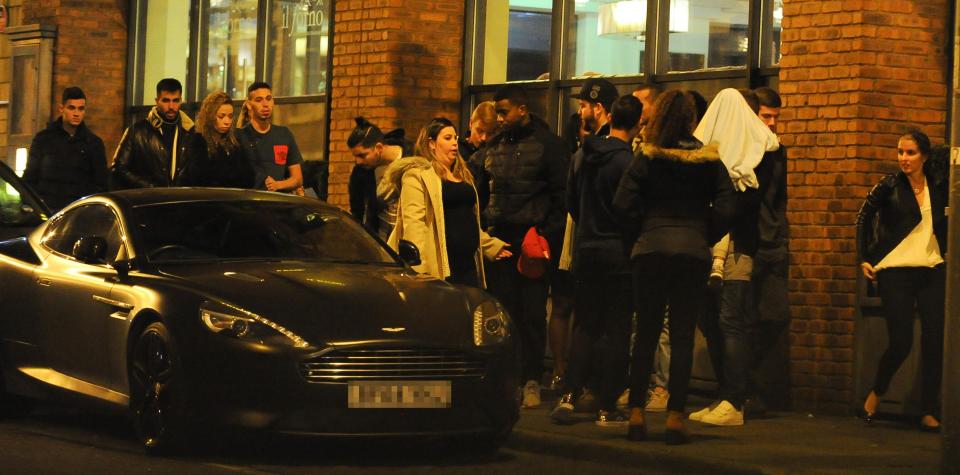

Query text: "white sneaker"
[522, 380, 542, 408]
[645, 386, 669, 412]
[700, 400, 744, 426]
[689, 401, 720, 421]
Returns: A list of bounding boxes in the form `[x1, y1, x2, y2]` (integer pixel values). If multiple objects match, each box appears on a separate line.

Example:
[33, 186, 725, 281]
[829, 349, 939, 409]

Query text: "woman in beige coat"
[383, 117, 512, 287]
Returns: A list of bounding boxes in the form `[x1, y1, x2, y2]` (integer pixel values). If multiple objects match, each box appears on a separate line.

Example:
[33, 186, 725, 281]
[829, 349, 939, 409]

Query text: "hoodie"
[566, 134, 633, 267]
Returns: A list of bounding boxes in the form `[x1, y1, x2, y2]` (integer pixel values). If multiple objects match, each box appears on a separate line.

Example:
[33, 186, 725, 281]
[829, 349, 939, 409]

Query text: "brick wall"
[778, 0, 949, 412]
[24, 0, 128, 158]
[326, 0, 465, 209]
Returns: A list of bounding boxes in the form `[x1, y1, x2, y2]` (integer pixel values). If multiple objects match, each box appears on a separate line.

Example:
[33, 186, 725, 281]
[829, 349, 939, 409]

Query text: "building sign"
[280, 0, 326, 37]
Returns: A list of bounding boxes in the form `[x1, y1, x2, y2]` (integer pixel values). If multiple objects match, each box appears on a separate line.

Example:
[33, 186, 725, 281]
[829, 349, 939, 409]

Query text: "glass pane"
[667, 0, 749, 72]
[205, 0, 259, 99]
[142, 0, 191, 105]
[764, 0, 783, 66]
[269, 0, 330, 97]
[475, 0, 553, 84]
[10, 54, 37, 136]
[566, 0, 645, 78]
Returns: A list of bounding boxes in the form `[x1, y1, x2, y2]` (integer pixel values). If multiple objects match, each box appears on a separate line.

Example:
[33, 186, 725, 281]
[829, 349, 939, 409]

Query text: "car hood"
[158, 261, 478, 348]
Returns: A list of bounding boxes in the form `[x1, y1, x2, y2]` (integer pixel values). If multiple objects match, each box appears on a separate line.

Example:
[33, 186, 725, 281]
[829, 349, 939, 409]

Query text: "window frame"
[41, 203, 128, 266]
[463, 0, 782, 134]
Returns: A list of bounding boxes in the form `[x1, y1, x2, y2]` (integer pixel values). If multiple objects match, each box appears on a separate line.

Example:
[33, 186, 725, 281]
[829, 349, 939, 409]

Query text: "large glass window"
[667, 0, 749, 72]
[269, 0, 330, 97]
[475, 0, 554, 83]
[204, 0, 259, 99]
[566, 0, 646, 78]
[142, 0, 192, 104]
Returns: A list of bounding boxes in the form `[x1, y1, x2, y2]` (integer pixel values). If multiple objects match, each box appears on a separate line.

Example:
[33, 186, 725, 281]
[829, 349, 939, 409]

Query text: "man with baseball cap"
[577, 78, 619, 137]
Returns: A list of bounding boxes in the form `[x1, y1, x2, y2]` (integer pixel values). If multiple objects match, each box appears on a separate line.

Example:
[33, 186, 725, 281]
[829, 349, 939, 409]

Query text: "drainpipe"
[942, 1, 960, 471]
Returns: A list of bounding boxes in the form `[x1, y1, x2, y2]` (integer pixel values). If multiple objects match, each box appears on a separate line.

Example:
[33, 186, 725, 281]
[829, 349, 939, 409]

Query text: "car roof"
[100, 187, 339, 209]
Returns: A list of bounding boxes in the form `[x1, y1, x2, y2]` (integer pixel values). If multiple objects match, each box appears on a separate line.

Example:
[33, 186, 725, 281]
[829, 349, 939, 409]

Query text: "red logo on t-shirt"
[273, 145, 288, 165]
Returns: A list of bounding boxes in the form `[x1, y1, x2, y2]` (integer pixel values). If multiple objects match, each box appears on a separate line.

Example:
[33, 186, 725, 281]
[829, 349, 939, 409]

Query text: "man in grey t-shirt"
[238, 81, 303, 193]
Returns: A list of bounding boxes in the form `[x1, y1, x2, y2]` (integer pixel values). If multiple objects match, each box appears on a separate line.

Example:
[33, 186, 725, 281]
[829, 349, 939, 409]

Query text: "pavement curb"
[507, 427, 768, 475]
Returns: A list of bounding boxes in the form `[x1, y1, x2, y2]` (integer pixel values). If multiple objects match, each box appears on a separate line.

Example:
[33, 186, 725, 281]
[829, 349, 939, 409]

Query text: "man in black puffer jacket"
[472, 84, 570, 408]
[24, 87, 107, 211]
[110, 78, 194, 189]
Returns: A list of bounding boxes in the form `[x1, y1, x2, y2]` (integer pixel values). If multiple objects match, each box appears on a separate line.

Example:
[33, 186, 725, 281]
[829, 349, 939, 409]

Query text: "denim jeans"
[718, 280, 754, 408]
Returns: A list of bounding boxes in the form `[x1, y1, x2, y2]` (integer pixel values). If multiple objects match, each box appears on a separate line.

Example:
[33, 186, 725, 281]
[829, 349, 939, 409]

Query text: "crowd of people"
[23, 74, 947, 443]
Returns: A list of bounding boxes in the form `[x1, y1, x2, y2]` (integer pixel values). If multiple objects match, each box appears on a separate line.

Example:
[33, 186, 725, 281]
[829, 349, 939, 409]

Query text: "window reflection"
[142, 0, 191, 104]
[667, 0, 749, 72]
[765, 0, 783, 66]
[475, 0, 553, 84]
[270, 0, 330, 97]
[205, 0, 259, 99]
[566, 0, 645, 78]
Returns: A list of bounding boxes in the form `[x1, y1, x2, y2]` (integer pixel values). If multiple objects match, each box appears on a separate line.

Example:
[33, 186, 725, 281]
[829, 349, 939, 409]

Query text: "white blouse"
[875, 185, 944, 271]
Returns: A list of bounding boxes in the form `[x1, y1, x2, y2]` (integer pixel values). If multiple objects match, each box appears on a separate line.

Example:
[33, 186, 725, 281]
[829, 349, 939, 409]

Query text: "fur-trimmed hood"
[377, 155, 432, 202]
[147, 106, 195, 132]
[640, 142, 721, 164]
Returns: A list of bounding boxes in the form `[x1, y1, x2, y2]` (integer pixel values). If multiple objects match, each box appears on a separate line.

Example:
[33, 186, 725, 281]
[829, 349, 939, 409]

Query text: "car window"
[132, 201, 398, 265]
[41, 204, 124, 262]
[0, 171, 45, 227]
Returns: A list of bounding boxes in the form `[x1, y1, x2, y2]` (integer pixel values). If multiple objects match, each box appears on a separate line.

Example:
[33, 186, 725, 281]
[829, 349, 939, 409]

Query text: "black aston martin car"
[0, 188, 519, 454]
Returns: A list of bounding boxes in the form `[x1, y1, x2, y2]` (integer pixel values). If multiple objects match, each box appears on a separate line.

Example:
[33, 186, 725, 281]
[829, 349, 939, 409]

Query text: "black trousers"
[487, 256, 550, 383]
[628, 253, 709, 412]
[563, 257, 632, 411]
[873, 265, 945, 416]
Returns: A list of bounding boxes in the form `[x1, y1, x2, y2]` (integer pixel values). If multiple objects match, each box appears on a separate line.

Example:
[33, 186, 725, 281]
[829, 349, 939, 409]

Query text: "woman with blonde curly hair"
[180, 91, 254, 188]
[382, 117, 512, 287]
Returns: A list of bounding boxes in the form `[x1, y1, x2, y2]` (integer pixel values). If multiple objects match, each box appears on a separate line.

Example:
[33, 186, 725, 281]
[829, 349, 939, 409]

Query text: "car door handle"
[92, 295, 134, 310]
[36, 277, 52, 287]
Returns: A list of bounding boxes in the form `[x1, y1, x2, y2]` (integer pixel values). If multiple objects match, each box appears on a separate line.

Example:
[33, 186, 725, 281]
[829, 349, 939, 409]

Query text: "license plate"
[348, 380, 452, 409]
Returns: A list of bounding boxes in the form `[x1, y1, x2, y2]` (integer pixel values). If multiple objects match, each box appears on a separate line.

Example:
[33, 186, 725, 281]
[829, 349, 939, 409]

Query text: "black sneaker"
[551, 393, 576, 425]
[596, 409, 630, 427]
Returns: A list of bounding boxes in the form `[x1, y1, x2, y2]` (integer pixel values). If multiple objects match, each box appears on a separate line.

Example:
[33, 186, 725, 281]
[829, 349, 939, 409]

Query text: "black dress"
[442, 180, 480, 287]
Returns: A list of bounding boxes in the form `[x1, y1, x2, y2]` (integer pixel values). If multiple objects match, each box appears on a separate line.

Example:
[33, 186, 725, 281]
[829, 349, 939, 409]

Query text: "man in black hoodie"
[551, 95, 642, 425]
[474, 84, 570, 408]
[24, 87, 107, 210]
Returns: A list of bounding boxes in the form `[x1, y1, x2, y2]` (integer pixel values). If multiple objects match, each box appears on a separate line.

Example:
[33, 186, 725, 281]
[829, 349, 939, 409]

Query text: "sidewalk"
[506, 396, 941, 474]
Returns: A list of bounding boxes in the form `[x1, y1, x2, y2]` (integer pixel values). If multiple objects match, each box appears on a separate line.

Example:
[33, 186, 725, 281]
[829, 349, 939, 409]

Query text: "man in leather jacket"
[110, 78, 194, 189]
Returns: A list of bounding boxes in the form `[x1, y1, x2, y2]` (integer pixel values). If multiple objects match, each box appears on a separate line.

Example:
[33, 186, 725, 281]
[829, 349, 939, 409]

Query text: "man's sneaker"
[549, 374, 565, 392]
[700, 400, 744, 426]
[616, 388, 630, 408]
[522, 380, 541, 408]
[595, 409, 630, 427]
[575, 388, 598, 413]
[688, 400, 721, 421]
[551, 393, 576, 424]
[645, 386, 669, 412]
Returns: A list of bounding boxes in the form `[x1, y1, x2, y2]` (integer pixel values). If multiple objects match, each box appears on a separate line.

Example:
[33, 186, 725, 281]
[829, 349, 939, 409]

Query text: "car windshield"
[0, 168, 47, 227]
[132, 201, 398, 265]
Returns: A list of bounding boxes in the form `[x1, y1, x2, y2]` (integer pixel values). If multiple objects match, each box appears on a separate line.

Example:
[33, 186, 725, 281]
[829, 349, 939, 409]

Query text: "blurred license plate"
[348, 381, 451, 408]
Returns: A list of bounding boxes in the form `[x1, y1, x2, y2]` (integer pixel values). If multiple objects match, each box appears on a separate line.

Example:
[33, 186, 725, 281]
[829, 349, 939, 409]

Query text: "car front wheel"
[129, 321, 191, 455]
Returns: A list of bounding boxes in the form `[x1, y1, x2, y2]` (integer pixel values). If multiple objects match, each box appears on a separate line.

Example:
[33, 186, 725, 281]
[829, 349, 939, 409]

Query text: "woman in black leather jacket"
[856, 129, 947, 432]
[613, 90, 736, 444]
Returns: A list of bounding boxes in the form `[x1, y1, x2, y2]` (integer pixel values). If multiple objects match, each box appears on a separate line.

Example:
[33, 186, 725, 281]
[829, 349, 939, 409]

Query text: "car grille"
[300, 348, 486, 382]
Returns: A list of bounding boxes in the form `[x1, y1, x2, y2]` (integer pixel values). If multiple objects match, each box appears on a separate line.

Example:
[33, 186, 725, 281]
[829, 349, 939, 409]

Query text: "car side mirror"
[398, 239, 421, 267]
[71, 235, 108, 264]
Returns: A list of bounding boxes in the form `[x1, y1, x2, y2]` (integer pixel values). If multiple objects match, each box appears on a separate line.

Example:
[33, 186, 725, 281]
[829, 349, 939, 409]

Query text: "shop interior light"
[598, 0, 646, 37]
[15, 147, 27, 176]
[598, 0, 688, 36]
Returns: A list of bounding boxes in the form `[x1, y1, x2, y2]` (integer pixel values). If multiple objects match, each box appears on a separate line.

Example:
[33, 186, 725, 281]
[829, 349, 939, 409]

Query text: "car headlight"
[199, 301, 309, 349]
[473, 299, 510, 346]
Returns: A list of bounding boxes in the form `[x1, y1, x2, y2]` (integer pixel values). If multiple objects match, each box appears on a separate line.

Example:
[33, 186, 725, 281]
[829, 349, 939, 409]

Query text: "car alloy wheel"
[130, 321, 187, 454]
